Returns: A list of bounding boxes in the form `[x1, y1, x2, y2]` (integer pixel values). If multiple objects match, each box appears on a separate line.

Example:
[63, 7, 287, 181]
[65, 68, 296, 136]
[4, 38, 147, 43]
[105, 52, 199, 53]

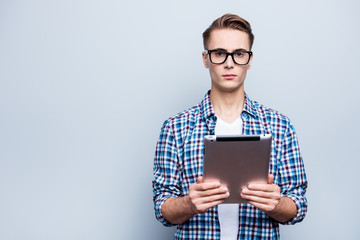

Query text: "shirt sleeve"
[152, 120, 182, 227]
[277, 121, 308, 225]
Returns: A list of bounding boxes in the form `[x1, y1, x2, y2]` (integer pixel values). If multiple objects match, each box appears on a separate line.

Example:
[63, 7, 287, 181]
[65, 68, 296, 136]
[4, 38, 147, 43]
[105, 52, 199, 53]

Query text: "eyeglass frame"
[204, 49, 253, 65]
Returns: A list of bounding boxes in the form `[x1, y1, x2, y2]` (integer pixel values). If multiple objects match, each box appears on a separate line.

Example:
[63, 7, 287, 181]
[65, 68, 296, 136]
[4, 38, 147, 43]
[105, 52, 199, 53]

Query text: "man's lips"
[222, 74, 237, 80]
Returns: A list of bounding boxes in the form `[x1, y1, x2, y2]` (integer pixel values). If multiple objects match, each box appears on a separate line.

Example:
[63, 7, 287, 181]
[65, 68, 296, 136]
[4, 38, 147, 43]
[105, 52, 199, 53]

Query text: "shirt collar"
[200, 90, 258, 120]
[242, 92, 258, 119]
[200, 90, 216, 120]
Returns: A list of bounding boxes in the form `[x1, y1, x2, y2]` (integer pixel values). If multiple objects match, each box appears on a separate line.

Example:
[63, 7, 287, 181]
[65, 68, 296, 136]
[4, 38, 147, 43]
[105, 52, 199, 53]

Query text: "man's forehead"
[207, 29, 251, 51]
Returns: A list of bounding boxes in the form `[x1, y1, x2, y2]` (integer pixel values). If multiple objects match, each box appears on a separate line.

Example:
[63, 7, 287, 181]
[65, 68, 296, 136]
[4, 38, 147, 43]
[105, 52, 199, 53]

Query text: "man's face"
[202, 29, 252, 93]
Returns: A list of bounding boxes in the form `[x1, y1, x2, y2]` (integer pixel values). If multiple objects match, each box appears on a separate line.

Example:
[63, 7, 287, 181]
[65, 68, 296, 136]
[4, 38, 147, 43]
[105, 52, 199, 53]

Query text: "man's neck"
[210, 87, 245, 124]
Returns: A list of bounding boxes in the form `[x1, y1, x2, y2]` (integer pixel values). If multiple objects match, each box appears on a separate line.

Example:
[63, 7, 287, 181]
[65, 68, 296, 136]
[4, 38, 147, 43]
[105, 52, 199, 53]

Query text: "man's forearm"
[266, 196, 297, 223]
[161, 196, 197, 225]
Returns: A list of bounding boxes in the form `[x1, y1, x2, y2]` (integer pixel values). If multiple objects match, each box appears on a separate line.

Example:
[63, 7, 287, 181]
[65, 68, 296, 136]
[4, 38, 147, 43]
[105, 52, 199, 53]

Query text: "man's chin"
[211, 83, 244, 93]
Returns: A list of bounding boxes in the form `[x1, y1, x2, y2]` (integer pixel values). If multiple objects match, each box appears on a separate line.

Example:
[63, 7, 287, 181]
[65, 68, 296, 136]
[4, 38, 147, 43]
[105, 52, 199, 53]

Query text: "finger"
[197, 186, 229, 197]
[197, 176, 203, 184]
[247, 201, 276, 213]
[241, 192, 275, 204]
[241, 188, 274, 199]
[197, 191, 230, 204]
[194, 181, 222, 191]
[247, 183, 274, 192]
[268, 174, 274, 184]
[196, 199, 226, 213]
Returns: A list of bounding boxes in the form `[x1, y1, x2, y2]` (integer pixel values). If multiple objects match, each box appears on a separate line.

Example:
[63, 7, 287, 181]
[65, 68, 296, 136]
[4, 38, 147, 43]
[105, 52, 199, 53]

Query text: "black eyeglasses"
[205, 49, 253, 65]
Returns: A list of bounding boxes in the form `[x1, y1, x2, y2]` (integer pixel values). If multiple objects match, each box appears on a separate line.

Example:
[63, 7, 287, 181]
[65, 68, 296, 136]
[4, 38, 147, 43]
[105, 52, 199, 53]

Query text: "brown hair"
[202, 14, 255, 50]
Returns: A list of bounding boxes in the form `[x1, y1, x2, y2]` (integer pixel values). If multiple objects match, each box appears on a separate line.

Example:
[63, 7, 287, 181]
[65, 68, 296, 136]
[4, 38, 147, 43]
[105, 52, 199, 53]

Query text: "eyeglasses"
[205, 49, 253, 65]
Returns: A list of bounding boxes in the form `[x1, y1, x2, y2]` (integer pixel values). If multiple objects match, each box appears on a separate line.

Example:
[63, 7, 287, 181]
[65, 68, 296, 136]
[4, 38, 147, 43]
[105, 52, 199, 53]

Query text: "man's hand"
[240, 174, 297, 223]
[161, 176, 229, 225]
[240, 174, 280, 213]
[188, 176, 229, 214]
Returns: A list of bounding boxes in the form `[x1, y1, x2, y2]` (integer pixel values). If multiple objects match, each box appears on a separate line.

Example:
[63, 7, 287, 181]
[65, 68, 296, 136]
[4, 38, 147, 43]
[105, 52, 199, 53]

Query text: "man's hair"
[202, 14, 255, 50]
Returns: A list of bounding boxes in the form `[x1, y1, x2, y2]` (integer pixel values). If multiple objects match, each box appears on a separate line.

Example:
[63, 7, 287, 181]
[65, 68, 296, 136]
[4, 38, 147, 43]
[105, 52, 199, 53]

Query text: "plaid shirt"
[153, 91, 308, 239]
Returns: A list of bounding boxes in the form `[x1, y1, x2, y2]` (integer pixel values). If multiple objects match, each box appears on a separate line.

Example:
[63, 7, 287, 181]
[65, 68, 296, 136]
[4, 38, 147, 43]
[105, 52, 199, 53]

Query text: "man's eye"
[234, 51, 245, 57]
[214, 51, 226, 57]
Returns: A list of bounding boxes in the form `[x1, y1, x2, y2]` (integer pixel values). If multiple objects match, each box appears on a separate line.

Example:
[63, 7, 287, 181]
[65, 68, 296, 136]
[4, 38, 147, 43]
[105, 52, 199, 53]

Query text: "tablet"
[203, 134, 272, 203]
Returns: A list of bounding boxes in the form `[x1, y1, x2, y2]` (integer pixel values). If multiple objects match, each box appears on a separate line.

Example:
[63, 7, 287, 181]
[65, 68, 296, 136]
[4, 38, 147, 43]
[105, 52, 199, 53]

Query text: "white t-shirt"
[215, 116, 242, 240]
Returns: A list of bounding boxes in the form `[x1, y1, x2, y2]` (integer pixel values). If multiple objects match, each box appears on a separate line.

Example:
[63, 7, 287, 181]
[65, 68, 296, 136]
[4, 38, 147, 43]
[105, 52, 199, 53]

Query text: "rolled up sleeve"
[152, 120, 182, 227]
[277, 122, 308, 225]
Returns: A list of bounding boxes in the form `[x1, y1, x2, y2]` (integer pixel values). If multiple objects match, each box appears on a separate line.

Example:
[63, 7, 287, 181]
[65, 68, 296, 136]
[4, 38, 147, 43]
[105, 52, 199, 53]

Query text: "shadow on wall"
[152, 227, 176, 239]
[144, 207, 177, 239]
[131, 183, 177, 239]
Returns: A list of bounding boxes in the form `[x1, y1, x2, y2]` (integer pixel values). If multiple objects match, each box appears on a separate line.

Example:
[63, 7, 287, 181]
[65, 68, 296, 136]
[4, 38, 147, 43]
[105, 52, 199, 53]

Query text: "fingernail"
[222, 187, 228, 192]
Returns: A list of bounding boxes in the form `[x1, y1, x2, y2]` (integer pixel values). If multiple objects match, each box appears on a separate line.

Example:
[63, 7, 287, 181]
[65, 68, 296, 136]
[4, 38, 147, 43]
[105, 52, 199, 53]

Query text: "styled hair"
[202, 14, 255, 50]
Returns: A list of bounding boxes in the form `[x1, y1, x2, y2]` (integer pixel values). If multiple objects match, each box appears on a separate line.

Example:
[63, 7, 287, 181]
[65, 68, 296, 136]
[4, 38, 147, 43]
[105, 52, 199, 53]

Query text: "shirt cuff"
[281, 194, 308, 225]
[154, 193, 178, 227]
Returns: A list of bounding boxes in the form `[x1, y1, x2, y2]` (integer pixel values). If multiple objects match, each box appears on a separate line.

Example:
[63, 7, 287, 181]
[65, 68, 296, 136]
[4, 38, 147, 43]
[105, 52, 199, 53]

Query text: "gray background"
[1, 0, 359, 239]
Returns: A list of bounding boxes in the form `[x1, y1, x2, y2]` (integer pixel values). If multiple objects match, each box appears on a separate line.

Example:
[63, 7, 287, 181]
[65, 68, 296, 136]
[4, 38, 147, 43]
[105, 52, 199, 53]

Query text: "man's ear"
[202, 51, 209, 68]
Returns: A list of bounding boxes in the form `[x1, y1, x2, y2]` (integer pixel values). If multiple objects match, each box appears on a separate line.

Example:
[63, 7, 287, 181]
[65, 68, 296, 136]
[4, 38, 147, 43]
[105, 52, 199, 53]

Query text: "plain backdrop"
[1, 0, 360, 239]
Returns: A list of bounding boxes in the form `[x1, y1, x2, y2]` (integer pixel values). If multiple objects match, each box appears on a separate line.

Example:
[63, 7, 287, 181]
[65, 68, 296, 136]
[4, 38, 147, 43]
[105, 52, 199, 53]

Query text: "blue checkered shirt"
[153, 91, 308, 239]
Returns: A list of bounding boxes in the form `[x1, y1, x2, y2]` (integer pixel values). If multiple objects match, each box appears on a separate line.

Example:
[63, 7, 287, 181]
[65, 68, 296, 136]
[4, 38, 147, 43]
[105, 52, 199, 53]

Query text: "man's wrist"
[266, 196, 297, 223]
[162, 196, 198, 225]
[184, 195, 199, 215]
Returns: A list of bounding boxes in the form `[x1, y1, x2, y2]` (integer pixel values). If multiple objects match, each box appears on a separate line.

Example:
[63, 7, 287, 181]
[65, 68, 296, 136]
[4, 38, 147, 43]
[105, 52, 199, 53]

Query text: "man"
[153, 14, 307, 239]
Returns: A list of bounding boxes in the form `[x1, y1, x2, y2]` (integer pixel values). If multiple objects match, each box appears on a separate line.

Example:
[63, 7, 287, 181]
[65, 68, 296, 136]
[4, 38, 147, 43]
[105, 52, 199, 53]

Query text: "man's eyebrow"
[234, 48, 249, 52]
[212, 48, 249, 52]
[212, 48, 227, 51]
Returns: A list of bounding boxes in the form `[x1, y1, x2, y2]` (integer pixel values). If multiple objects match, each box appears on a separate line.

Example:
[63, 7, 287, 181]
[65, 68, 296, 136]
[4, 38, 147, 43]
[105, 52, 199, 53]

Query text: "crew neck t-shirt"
[215, 116, 242, 240]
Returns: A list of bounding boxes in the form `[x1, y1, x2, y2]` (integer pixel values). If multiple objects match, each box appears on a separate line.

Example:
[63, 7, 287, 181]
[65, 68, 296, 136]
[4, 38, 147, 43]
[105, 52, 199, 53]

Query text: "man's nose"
[224, 55, 235, 68]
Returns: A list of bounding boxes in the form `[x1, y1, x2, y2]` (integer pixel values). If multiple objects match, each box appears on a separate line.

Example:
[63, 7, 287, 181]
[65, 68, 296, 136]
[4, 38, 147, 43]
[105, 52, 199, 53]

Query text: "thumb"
[197, 176, 204, 184]
[268, 174, 274, 184]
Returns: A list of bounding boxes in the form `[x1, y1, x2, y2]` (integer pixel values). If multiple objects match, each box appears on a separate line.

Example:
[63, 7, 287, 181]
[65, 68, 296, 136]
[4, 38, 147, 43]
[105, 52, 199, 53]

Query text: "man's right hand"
[187, 176, 229, 214]
[161, 176, 229, 225]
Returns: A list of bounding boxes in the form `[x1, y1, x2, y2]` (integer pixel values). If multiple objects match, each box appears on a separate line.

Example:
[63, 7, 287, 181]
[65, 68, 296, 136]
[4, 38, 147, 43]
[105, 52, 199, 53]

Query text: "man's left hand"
[240, 174, 281, 213]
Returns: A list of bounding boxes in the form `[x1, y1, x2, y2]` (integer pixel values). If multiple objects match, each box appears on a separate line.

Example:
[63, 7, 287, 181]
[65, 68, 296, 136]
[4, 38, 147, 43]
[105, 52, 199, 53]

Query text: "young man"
[153, 14, 307, 239]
